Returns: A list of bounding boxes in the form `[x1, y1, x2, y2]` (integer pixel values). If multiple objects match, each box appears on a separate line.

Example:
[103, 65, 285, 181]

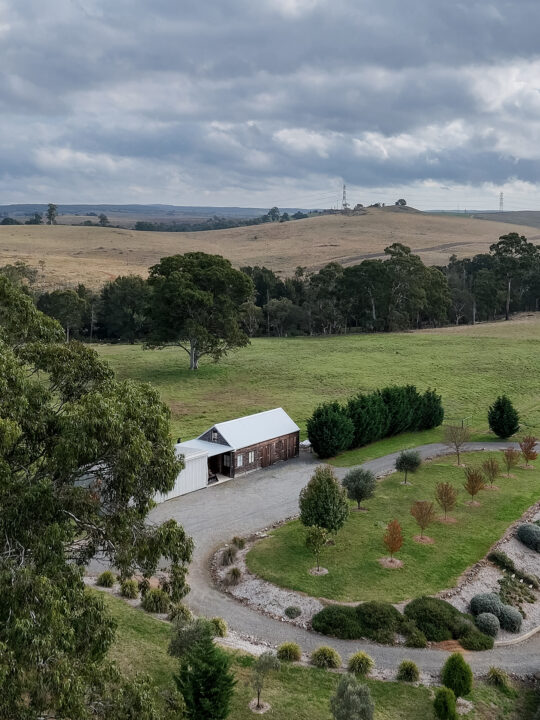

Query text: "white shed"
[155, 446, 208, 502]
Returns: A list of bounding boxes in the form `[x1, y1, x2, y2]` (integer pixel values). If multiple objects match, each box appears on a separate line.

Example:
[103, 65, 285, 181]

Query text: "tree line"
[134, 206, 310, 232]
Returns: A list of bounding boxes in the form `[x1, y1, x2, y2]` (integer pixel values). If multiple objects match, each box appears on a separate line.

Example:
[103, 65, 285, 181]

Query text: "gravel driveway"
[147, 441, 540, 675]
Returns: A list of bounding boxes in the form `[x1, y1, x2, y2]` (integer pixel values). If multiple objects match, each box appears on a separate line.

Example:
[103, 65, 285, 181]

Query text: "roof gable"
[200, 408, 299, 450]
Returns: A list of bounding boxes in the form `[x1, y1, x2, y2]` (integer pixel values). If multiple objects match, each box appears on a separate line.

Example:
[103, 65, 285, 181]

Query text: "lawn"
[97, 316, 540, 452]
[103, 592, 535, 720]
[246, 452, 540, 602]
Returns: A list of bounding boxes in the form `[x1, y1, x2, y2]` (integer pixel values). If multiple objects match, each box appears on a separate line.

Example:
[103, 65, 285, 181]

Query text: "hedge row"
[311, 596, 493, 651]
[307, 385, 444, 458]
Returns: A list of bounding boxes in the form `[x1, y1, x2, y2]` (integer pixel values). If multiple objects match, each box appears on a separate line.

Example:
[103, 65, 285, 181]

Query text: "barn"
[156, 408, 300, 501]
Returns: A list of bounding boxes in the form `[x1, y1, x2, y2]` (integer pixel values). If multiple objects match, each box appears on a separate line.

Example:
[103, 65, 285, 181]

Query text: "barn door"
[262, 445, 270, 467]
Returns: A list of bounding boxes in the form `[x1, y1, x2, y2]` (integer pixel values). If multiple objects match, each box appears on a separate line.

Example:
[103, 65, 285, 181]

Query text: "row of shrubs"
[488, 549, 540, 588]
[311, 596, 495, 651]
[307, 385, 444, 458]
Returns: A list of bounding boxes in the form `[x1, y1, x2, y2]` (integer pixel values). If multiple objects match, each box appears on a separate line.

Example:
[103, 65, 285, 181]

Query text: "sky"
[2, 0, 540, 210]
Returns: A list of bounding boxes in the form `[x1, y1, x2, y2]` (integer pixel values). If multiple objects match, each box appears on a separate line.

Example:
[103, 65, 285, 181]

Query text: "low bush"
[284, 605, 302, 619]
[141, 588, 170, 614]
[433, 687, 457, 720]
[221, 546, 238, 566]
[226, 567, 241, 586]
[397, 660, 419, 682]
[231, 536, 245, 549]
[488, 550, 515, 573]
[469, 592, 503, 617]
[356, 601, 403, 634]
[210, 617, 227, 637]
[441, 653, 473, 698]
[498, 604, 522, 633]
[347, 651, 374, 677]
[310, 646, 342, 669]
[474, 612, 500, 638]
[120, 578, 138, 599]
[311, 605, 363, 639]
[404, 597, 463, 642]
[168, 603, 192, 625]
[517, 523, 540, 552]
[96, 570, 115, 588]
[138, 577, 150, 597]
[498, 574, 536, 610]
[459, 628, 494, 651]
[405, 627, 428, 648]
[277, 642, 301, 662]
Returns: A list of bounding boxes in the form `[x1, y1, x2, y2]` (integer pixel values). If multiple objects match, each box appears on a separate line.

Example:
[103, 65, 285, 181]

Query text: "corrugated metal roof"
[206, 408, 299, 450]
[176, 439, 233, 458]
[174, 444, 209, 461]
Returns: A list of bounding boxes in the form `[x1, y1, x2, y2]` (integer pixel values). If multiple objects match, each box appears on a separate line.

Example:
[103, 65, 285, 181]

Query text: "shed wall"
[155, 453, 208, 502]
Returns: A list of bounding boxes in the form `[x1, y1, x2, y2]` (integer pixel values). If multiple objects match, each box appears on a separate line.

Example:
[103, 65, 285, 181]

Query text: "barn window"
[248, 451, 255, 463]
[223, 454, 230, 467]
[237, 454, 243, 468]
[211, 429, 218, 442]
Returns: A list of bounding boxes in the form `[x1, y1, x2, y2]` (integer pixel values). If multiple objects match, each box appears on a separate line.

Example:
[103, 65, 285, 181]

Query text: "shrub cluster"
[277, 642, 301, 661]
[404, 597, 463, 642]
[168, 603, 193, 624]
[96, 570, 115, 588]
[284, 606, 302, 619]
[469, 592, 522, 634]
[312, 601, 404, 644]
[347, 651, 374, 677]
[120, 578, 139, 599]
[307, 386, 444, 458]
[474, 612, 500, 638]
[397, 660, 420, 682]
[310, 646, 342, 669]
[517, 523, 540, 552]
[210, 617, 228, 637]
[141, 588, 171, 614]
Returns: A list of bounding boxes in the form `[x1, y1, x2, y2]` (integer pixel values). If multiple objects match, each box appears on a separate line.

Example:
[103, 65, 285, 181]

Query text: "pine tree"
[488, 395, 520, 438]
[441, 653, 473, 698]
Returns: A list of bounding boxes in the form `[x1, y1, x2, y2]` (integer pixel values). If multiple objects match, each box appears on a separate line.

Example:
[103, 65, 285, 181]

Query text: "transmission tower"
[342, 183, 349, 211]
[499, 191, 504, 213]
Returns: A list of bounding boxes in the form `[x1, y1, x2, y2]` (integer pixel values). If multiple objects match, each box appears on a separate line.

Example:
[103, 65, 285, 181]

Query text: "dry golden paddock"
[1, 207, 537, 289]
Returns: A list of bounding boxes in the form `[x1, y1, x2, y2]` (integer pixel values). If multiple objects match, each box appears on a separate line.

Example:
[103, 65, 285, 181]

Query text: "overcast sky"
[2, 0, 540, 210]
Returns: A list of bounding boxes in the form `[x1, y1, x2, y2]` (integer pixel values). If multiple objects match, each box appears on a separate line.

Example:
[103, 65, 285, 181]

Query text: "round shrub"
[342, 468, 377, 509]
[220, 545, 238, 566]
[210, 617, 227, 637]
[310, 646, 342, 669]
[469, 592, 503, 617]
[405, 628, 428, 648]
[517, 523, 540, 553]
[284, 606, 302, 619]
[168, 603, 193, 625]
[441, 653, 473, 698]
[397, 660, 419, 682]
[277, 642, 301, 662]
[459, 628, 494, 651]
[306, 402, 355, 458]
[141, 588, 171, 614]
[498, 604, 522, 633]
[348, 651, 374, 677]
[434, 687, 457, 720]
[475, 612, 500, 638]
[404, 597, 462, 642]
[120, 578, 138, 599]
[311, 605, 362, 639]
[355, 601, 403, 635]
[226, 567, 241, 586]
[96, 570, 115, 588]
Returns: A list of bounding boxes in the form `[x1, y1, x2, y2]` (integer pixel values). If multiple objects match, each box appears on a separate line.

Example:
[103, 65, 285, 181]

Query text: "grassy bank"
[103, 592, 535, 719]
[97, 316, 540, 445]
[246, 452, 540, 602]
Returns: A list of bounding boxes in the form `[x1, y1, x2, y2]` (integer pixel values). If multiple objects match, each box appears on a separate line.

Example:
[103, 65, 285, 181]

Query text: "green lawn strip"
[102, 593, 531, 720]
[246, 453, 539, 603]
[97, 327, 540, 441]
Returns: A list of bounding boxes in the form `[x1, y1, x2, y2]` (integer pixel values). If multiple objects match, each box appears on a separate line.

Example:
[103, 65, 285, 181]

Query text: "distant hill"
[0, 207, 536, 290]
[472, 211, 540, 233]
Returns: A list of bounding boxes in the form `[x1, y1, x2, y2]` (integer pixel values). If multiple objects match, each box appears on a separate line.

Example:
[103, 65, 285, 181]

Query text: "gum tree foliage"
[147, 253, 254, 370]
[299, 465, 349, 534]
[46, 202, 58, 224]
[488, 395, 520, 438]
[0, 278, 192, 719]
[98, 275, 150, 343]
[37, 288, 87, 341]
[330, 674, 374, 720]
[490, 233, 540, 321]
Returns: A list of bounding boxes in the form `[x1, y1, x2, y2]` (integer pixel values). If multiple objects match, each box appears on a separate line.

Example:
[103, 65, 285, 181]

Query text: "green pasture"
[246, 453, 540, 603]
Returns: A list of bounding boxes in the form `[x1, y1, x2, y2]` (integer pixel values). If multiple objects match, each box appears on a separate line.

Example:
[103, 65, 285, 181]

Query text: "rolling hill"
[0, 207, 536, 289]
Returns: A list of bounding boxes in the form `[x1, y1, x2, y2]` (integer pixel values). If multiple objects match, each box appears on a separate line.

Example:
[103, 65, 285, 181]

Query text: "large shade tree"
[0, 277, 193, 719]
[147, 253, 253, 369]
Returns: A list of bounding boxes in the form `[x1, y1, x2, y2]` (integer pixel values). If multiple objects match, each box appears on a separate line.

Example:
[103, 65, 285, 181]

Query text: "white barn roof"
[204, 408, 299, 450]
[176, 438, 233, 457]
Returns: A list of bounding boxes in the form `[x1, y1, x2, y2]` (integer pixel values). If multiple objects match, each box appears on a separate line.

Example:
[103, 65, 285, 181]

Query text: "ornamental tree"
[443, 424, 471, 465]
[488, 395, 520, 438]
[299, 466, 349, 533]
[519, 435, 538, 467]
[501, 447, 520, 477]
[482, 457, 500, 487]
[147, 252, 254, 370]
[463, 467, 485, 502]
[410, 501, 436, 538]
[305, 526, 328, 571]
[330, 674, 374, 720]
[0, 277, 193, 719]
[383, 519, 403, 559]
[435, 482, 458, 520]
[342, 468, 376, 509]
[395, 450, 421, 484]
[252, 652, 280, 710]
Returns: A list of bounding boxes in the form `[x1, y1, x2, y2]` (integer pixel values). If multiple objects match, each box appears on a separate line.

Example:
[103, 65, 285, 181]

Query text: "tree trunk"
[66, 325, 70, 343]
[505, 277, 511, 321]
[370, 294, 376, 322]
[189, 342, 199, 370]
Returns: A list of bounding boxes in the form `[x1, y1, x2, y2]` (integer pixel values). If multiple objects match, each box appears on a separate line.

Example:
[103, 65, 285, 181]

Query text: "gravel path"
[106, 442, 540, 675]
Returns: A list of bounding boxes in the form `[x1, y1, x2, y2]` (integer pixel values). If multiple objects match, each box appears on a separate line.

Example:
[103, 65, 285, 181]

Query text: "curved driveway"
[148, 442, 540, 674]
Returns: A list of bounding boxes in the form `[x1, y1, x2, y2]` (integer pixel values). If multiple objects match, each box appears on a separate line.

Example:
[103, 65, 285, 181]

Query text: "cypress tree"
[417, 388, 444, 430]
[379, 386, 419, 435]
[347, 392, 390, 446]
[441, 653, 473, 698]
[488, 395, 520, 438]
[307, 402, 355, 458]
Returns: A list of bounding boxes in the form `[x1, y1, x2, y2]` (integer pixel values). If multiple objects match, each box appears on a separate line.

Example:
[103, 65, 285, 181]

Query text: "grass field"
[98, 314, 540, 448]
[246, 452, 539, 602]
[1, 208, 536, 289]
[103, 592, 535, 720]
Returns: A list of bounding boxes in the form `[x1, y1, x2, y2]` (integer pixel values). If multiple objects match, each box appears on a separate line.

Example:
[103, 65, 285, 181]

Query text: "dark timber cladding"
[198, 408, 300, 478]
